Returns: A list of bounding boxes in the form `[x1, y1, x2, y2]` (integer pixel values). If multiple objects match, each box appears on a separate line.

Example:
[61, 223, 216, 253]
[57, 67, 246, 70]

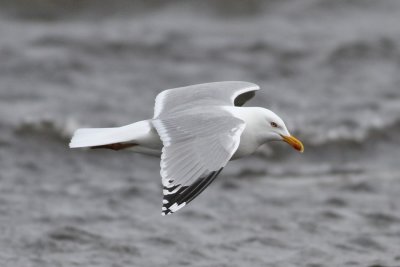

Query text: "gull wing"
[153, 81, 259, 118]
[152, 110, 245, 215]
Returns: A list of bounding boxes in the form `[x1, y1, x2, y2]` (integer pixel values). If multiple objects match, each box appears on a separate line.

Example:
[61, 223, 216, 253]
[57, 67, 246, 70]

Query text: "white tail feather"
[69, 120, 152, 148]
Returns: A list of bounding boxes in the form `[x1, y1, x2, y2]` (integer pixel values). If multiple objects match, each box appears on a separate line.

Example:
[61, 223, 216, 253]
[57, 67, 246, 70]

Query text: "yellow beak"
[281, 135, 304, 153]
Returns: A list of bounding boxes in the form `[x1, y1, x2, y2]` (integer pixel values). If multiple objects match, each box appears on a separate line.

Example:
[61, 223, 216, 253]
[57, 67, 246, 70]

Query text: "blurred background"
[1, 0, 400, 266]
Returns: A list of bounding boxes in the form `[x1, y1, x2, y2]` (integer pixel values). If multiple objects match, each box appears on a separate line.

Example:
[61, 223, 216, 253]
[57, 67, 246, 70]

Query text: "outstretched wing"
[153, 81, 259, 118]
[152, 110, 245, 215]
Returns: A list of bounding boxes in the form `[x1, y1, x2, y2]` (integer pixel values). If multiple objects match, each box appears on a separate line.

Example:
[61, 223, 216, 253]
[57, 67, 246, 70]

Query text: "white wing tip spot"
[169, 202, 186, 212]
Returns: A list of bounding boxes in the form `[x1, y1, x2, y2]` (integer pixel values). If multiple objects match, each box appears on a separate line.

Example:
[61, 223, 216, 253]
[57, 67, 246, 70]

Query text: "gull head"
[258, 108, 304, 153]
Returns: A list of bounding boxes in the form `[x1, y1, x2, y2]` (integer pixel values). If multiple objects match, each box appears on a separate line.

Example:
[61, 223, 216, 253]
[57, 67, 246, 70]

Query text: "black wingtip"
[234, 91, 256, 106]
[161, 168, 224, 215]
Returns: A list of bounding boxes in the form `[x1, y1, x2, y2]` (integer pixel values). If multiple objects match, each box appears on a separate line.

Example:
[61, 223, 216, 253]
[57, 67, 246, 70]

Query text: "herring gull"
[69, 81, 304, 215]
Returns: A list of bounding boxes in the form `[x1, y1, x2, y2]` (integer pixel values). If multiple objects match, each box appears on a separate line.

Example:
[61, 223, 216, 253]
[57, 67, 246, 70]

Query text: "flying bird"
[69, 81, 304, 215]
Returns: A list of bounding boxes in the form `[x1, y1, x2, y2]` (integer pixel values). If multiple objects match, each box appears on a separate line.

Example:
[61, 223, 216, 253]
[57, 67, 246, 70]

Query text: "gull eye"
[270, 122, 278, 128]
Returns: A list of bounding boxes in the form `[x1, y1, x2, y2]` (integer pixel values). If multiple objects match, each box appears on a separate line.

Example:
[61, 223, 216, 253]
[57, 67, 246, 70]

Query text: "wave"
[0, 0, 169, 20]
[326, 37, 399, 66]
[13, 117, 79, 142]
[0, 0, 269, 21]
[304, 117, 400, 147]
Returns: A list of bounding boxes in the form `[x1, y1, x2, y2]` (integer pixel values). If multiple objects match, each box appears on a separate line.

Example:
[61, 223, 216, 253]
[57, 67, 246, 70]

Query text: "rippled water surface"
[1, 0, 400, 266]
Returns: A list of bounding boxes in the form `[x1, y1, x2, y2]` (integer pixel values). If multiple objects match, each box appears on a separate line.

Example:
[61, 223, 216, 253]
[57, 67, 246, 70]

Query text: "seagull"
[69, 81, 304, 215]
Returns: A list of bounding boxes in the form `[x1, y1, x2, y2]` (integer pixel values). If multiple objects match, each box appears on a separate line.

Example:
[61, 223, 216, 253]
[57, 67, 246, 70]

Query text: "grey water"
[1, 0, 400, 266]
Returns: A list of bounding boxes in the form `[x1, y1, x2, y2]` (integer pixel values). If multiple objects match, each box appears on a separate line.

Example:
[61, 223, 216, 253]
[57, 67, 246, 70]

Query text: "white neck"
[224, 106, 272, 156]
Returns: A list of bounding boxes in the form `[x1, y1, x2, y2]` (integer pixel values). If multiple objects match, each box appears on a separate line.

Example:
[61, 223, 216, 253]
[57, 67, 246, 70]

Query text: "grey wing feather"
[152, 110, 245, 215]
[153, 81, 259, 118]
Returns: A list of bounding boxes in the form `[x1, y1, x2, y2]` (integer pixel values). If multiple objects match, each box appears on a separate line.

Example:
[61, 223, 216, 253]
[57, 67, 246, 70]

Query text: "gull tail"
[69, 120, 151, 148]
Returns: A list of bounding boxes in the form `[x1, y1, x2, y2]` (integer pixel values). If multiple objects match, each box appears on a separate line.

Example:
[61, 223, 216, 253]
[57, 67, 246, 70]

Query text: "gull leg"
[90, 143, 137, 151]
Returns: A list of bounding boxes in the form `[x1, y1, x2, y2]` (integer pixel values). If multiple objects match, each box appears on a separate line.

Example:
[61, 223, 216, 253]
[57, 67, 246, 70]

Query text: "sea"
[0, 0, 400, 266]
